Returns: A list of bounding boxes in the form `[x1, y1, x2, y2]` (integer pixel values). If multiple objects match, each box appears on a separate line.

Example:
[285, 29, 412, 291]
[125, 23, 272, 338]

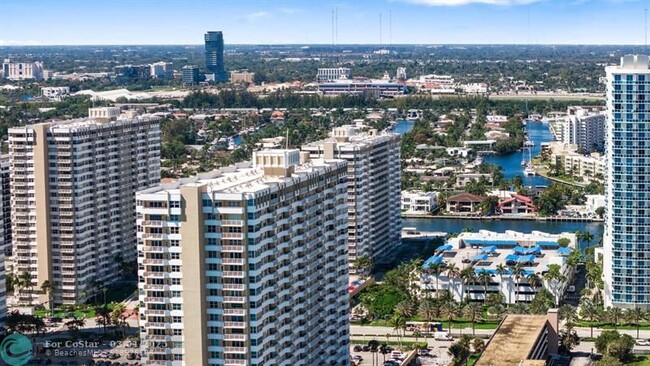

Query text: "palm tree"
[559, 304, 578, 325]
[442, 300, 461, 335]
[579, 299, 600, 338]
[626, 307, 647, 339]
[495, 264, 508, 303]
[605, 306, 623, 330]
[446, 263, 461, 299]
[41, 280, 54, 317]
[448, 341, 470, 366]
[394, 300, 415, 319]
[354, 256, 374, 278]
[426, 263, 444, 299]
[379, 343, 390, 363]
[368, 339, 380, 366]
[460, 267, 476, 303]
[418, 298, 437, 326]
[527, 273, 543, 295]
[389, 315, 406, 349]
[464, 302, 483, 335]
[510, 263, 525, 304]
[18, 271, 33, 305]
[478, 271, 492, 304]
[543, 264, 566, 306]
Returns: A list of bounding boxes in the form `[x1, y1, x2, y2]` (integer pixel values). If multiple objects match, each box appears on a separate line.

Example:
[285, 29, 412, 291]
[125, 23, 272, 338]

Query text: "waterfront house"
[446, 193, 485, 213]
[498, 194, 537, 215]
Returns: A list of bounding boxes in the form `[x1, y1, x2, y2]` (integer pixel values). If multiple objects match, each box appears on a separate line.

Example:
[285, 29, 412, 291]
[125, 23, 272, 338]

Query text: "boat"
[521, 159, 527, 166]
[524, 166, 536, 176]
[524, 140, 535, 147]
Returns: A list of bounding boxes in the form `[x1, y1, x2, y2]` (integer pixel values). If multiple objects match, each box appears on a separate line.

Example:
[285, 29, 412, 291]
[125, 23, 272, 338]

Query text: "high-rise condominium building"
[205, 31, 227, 82]
[302, 126, 401, 272]
[563, 106, 606, 153]
[604, 55, 650, 308]
[181, 65, 201, 86]
[8, 107, 161, 305]
[137, 150, 350, 366]
[0, 155, 10, 328]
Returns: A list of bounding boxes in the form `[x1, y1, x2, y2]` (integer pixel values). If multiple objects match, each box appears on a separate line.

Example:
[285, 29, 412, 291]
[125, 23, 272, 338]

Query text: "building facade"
[419, 231, 576, 305]
[563, 106, 606, 153]
[181, 66, 201, 85]
[0, 155, 10, 329]
[2, 59, 44, 80]
[401, 190, 437, 213]
[604, 55, 650, 308]
[303, 126, 401, 271]
[8, 108, 161, 305]
[316, 67, 351, 82]
[230, 70, 255, 84]
[136, 150, 350, 366]
[41, 87, 71, 101]
[150, 62, 173, 79]
[205, 31, 228, 82]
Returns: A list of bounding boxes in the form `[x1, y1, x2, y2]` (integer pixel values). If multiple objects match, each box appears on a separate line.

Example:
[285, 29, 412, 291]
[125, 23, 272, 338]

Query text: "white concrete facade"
[2, 60, 44, 80]
[317, 67, 351, 82]
[302, 127, 402, 271]
[136, 150, 350, 366]
[562, 106, 606, 153]
[8, 110, 161, 305]
[418, 231, 577, 305]
[401, 190, 437, 213]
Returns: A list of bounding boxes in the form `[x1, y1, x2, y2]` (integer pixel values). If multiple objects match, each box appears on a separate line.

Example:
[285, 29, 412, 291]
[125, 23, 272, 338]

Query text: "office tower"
[603, 55, 650, 308]
[150, 62, 173, 79]
[205, 31, 228, 82]
[8, 107, 161, 305]
[302, 126, 401, 273]
[181, 65, 200, 85]
[562, 106, 606, 153]
[137, 150, 350, 366]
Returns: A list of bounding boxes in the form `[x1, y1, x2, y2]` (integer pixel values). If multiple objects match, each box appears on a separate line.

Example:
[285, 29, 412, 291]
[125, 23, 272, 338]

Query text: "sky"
[0, 0, 647, 45]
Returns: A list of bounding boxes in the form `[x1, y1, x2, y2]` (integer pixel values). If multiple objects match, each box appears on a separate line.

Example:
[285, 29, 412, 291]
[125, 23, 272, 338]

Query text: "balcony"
[143, 297, 168, 303]
[224, 333, 247, 341]
[221, 220, 243, 226]
[142, 233, 164, 240]
[223, 283, 245, 291]
[143, 220, 164, 227]
[224, 347, 247, 354]
[143, 272, 166, 278]
[223, 308, 246, 316]
[223, 271, 245, 278]
[224, 361, 248, 366]
[222, 245, 245, 253]
[144, 284, 165, 290]
[143, 246, 165, 253]
[221, 232, 244, 239]
[143, 259, 165, 265]
[222, 258, 245, 265]
[223, 296, 246, 304]
[223, 321, 246, 329]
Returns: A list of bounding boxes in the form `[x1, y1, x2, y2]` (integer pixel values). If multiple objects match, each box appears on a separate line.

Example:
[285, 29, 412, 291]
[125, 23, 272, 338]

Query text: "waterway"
[392, 120, 554, 187]
[483, 121, 552, 187]
[392, 119, 604, 250]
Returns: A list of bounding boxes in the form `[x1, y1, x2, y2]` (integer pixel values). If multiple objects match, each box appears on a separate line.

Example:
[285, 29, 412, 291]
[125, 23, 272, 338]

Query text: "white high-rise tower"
[604, 55, 650, 308]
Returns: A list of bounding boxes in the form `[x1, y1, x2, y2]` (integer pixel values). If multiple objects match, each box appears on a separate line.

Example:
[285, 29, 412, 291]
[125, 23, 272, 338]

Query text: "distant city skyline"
[0, 0, 648, 46]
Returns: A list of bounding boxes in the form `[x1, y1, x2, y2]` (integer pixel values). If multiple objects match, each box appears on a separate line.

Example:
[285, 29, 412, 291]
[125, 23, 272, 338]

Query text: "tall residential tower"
[204, 31, 227, 82]
[604, 55, 650, 308]
[302, 126, 401, 272]
[9, 107, 161, 305]
[137, 150, 350, 366]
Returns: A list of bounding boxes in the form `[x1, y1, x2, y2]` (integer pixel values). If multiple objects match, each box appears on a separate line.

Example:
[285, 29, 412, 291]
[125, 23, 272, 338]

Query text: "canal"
[392, 120, 604, 250]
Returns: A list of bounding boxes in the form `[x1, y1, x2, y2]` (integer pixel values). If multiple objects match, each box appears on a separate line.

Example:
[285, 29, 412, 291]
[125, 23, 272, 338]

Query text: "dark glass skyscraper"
[204, 31, 227, 82]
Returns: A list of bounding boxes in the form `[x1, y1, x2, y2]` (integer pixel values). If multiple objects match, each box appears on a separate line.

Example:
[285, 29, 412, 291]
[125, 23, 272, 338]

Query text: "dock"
[401, 227, 447, 240]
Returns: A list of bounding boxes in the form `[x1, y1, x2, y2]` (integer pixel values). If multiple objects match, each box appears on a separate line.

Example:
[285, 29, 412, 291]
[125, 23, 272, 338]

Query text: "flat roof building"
[8, 108, 161, 305]
[302, 126, 401, 272]
[137, 150, 350, 366]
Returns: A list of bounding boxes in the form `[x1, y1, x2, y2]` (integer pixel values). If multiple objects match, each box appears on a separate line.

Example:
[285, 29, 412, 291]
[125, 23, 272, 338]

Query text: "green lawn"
[362, 318, 500, 330]
[34, 303, 122, 319]
[351, 339, 428, 350]
[577, 320, 650, 330]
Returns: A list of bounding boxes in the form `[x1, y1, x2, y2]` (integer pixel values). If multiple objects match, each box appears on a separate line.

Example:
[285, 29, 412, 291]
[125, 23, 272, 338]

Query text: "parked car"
[636, 339, 650, 346]
[362, 346, 370, 352]
[352, 355, 363, 362]
[353, 345, 362, 352]
[391, 351, 403, 360]
[434, 331, 454, 341]
[418, 349, 430, 356]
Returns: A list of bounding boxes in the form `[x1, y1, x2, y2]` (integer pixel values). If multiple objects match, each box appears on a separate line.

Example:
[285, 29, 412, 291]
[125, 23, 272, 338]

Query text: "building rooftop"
[9, 113, 158, 133]
[139, 150, 345, 197]
[302, 125, 398, 149]
[475, 315, 547, 366]
[446, 193, 486, 203]
[424, 230, 576, 275]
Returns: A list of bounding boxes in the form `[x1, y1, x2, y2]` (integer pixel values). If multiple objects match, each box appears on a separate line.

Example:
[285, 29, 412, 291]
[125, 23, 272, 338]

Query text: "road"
[351, 325, 650, 341]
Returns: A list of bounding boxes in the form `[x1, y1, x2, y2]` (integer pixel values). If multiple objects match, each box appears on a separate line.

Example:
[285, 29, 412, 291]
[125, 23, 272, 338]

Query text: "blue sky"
[0, 0, 647, 45]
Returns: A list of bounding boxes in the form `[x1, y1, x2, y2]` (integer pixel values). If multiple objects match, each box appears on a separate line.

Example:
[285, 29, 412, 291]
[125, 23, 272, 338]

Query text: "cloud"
[247, 11, 271, 21]
[0, 40, 42, 46]
[403, 0, 542, 5]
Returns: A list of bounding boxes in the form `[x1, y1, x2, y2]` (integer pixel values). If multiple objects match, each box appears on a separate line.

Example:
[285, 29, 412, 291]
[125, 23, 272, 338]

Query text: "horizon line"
[0, 43, 648, 48]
